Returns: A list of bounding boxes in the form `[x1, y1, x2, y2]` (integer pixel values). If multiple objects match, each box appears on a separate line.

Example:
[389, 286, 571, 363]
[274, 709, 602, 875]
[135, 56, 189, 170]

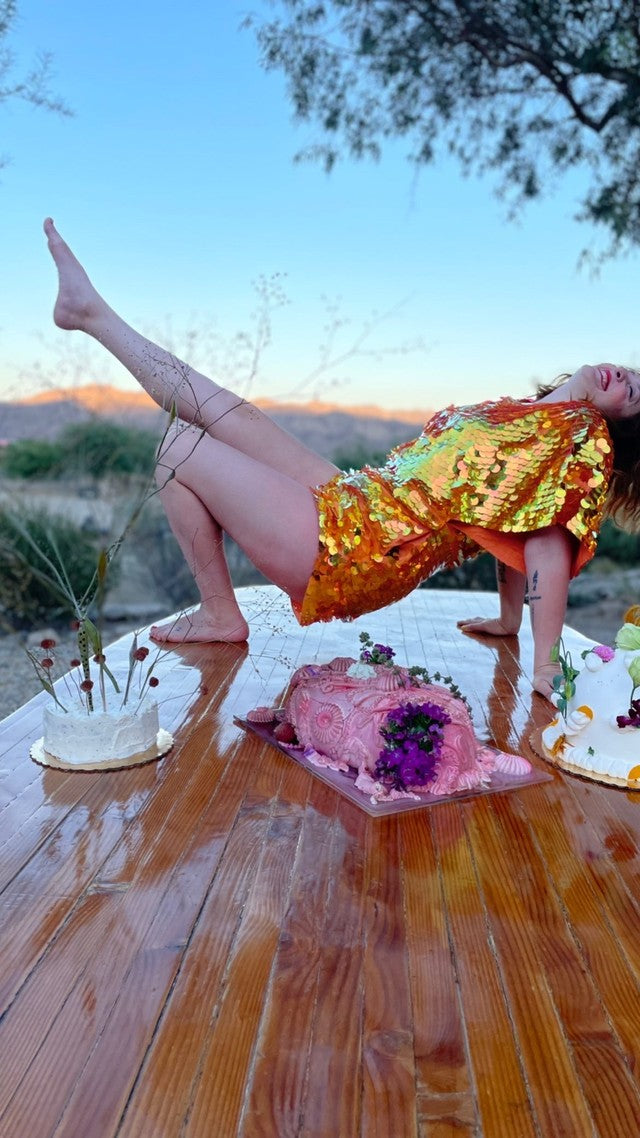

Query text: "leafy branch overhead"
[252, 0, 640, 254]
[0, 0, 71, 153]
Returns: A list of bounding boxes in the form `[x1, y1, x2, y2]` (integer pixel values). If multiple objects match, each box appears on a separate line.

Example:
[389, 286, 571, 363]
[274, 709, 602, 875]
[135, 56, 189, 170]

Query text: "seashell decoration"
[373, 668, 405, 691]
[246, 706, 277, 724]
[493, 752, 533, 776]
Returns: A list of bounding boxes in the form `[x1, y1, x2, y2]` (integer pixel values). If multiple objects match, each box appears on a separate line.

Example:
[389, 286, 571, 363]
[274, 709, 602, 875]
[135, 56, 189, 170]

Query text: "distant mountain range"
[0, 384, 432, 462]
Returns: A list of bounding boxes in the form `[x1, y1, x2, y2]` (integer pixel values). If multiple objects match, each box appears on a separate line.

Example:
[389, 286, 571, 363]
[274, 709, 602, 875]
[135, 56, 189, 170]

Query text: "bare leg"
[149, 421, 320, 596]
[150, 477, 249, 643]
[43, 218, 338, 487]
[44, 218, 328, 643]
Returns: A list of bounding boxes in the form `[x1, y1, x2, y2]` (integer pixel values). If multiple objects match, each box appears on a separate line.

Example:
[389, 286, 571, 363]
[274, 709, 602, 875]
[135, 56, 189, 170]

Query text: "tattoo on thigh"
[497, 561, 507, 584]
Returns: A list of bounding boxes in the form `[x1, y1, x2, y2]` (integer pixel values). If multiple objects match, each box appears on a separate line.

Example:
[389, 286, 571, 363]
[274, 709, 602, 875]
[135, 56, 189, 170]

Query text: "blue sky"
[1, 0, 639, 412]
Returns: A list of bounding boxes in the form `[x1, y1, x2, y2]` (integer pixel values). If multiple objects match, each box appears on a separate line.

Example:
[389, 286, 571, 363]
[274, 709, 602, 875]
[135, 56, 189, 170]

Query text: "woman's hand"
[456, 617, 519, 637]
[532, 662, 561, 702]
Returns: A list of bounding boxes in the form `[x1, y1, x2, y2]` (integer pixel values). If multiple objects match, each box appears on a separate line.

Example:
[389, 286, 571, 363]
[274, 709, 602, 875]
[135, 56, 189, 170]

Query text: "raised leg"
[44, 218, 336, 644]
[43, 218, 338, 488]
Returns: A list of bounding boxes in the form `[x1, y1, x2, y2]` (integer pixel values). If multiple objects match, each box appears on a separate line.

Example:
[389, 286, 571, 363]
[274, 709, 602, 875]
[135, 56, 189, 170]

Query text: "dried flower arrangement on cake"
[28, 627, 161, 715]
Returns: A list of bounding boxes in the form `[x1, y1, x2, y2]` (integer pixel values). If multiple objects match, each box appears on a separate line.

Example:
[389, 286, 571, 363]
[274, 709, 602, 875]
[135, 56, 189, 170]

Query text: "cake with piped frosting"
[247, 634, 532, 804]
[541, 624, 640, 786]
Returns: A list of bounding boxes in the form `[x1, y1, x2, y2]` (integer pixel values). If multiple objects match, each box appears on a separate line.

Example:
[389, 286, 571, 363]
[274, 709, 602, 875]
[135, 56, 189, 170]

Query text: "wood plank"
[400, 810, 472, 1105]
[2, 586, 640, 1138]
[513, 780, 640, 1073]
[468, 791, 640, 1136]
[430, 803, 535, 1138]
[239, 781, 340, 1138]
[181, 806, 303, 1137]
[54, 739, 278, 1138]
[295, 801, 369, 1138]
[492, 790, 640, 1138]
[361, 816, 418, 1138]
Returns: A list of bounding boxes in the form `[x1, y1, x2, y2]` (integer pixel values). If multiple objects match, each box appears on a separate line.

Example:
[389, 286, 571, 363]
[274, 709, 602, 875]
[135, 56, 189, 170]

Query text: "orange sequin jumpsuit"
[293, 398, 612, 625]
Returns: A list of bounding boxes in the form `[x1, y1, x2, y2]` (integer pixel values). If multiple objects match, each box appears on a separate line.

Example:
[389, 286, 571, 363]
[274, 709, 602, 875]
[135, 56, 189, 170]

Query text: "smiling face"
[571, 364, 640, 419]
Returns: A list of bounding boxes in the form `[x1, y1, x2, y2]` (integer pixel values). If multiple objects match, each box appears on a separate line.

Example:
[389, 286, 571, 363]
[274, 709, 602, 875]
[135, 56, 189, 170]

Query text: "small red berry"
[69, 658, 81, 668]
[148, 676, 159, 688]
[93, 653, 106, 663]
[80, 680, 94, 692]
[133, 646, 150, 661]
[274, 721, 297, 744]
[41, 657, 54, 669]
[70, 619, 81, 630]
[40, 638, 56, 649]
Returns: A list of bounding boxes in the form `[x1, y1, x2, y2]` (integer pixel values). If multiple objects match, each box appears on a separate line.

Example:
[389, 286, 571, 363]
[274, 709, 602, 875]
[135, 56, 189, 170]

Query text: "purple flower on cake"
[592, 645, 615, 662]
[375, 700, 452, 791]
[358, 632, 396, 666]
[616, 699, 640, 729]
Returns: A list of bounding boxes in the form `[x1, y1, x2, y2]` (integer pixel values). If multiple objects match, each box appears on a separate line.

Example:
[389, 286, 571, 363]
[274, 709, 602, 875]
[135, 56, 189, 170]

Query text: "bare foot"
[43, 217, 108, 331]
[533, 663, 561, 703]
[150, 607, 250, 644]
[457, 617, 519, 636]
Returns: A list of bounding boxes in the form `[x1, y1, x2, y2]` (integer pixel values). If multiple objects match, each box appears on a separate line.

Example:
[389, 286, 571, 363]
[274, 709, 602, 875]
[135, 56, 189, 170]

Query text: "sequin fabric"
[294, 398, 612, 626]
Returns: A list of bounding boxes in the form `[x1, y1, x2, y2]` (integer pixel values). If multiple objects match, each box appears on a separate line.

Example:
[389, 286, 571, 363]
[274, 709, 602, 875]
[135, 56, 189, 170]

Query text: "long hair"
[536, 376, 640, 527]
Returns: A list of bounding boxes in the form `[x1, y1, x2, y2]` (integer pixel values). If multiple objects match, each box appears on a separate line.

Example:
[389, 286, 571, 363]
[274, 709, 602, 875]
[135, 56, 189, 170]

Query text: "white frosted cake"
[42, 699, 160, 767]
[541, 625, 640, 786]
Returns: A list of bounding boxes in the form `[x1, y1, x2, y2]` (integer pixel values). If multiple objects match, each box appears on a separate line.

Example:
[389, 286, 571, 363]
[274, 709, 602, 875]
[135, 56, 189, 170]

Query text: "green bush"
[594, 519, 640, 565]
[58, 420, 158, 478]
[1, 421, 159, 481]
[0, 508, 108, 627]
[422, 552, 497, 592]
[332, 442, 389, 471]
[1, 439, 65, 479]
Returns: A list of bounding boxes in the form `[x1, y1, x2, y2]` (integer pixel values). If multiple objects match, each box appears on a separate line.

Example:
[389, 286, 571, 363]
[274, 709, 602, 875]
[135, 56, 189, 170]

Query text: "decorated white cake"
[42, 699, 161, 767]
[541, 622, 640, 786]
[29, 632, 172, 772]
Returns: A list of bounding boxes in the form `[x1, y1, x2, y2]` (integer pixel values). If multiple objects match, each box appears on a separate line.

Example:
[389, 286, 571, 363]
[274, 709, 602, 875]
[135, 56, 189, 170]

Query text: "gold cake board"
[30, 729, 174, 773]
[529, 726, 640, 790]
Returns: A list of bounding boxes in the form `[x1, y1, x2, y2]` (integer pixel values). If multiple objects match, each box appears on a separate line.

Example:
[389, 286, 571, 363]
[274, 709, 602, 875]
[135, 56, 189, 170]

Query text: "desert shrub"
[422, 553, 497, 592]
[594, 519, 640, 565]
[0, 508, 108, 627]
[0, 421, 159, 481]
[57, 420, 158, 478]
[333, 442, 389, 471]
[1, 439, 65, 479]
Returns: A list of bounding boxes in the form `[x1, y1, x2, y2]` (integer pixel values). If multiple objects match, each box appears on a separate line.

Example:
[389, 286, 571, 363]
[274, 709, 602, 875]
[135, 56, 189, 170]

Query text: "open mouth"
[599, 367, 611, 390]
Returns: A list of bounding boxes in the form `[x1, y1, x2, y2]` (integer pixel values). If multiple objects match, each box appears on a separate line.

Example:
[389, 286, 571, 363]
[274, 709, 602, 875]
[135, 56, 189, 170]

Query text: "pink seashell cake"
[248, 635, 531, 804]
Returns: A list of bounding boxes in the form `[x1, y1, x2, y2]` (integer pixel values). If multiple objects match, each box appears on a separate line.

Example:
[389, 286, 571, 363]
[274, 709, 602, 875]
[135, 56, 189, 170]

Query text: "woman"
[43, 219, 640, 701]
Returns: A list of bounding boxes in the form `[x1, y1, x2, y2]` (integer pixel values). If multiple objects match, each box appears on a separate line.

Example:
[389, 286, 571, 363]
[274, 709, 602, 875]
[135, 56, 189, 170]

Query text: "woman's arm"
[457, 527, 573, 701]
[524, 526, 573, 699]
[457, 559, 525, 637]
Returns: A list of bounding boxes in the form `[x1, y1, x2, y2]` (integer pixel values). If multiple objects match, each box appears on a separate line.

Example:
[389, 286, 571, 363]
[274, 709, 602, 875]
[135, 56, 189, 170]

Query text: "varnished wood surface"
[1, 585, 640, 1138]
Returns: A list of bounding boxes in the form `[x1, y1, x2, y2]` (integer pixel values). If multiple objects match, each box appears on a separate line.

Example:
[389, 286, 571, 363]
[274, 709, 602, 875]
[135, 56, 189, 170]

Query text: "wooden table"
[1, 586, 640, 1137]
